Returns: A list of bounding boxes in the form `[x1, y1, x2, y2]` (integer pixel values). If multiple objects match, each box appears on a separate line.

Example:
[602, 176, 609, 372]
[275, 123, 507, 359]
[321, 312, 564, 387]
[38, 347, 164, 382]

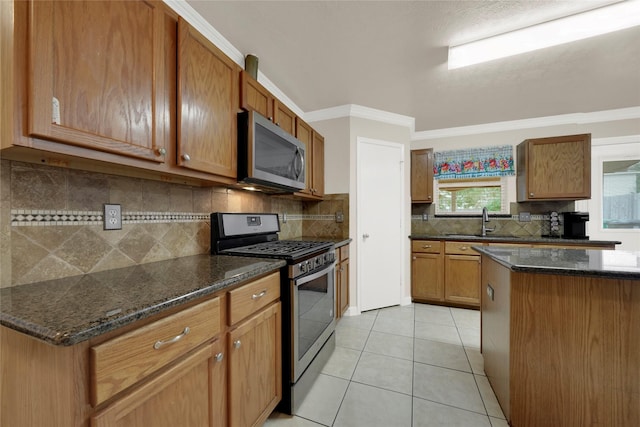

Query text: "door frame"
[355, 136, 406, 313]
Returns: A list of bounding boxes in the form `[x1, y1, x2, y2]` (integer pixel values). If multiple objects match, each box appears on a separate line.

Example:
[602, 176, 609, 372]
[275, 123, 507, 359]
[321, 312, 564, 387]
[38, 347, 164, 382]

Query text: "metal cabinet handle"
[529, 192, 534, 197]
[156, 147, 167, 156]
[412, 256, 416, 260]
[153, 327, 190, 350]
[182, 153, 191, 161]
[268, 117, 273, 121]
[460, 246, 469, 250]
[215, 352, 224, 362]
[422, 245, 432, 249]
[252, 290, 267, 300]
[233, 340, 241, 349]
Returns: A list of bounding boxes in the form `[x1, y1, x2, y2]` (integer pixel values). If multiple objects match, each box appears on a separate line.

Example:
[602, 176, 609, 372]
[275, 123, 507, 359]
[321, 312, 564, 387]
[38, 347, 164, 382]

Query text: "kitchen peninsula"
[474, 246, 639, 427]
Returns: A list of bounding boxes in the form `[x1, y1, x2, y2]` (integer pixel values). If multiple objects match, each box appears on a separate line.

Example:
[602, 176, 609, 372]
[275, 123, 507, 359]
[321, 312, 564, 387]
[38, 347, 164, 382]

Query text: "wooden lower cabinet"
[444, 254, 481, 305]
[228, 302, 282, 427]
[336, 245, 350, 318]
[0, 273, 281, 427]
[411, 240, 479, 307]
[92, 341, 225, 427]
[411, 252, 444, 302]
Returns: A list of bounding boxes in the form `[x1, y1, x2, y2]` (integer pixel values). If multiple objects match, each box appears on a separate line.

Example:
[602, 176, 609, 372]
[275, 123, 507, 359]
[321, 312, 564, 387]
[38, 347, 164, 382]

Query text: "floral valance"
[434, 145, 515, 180]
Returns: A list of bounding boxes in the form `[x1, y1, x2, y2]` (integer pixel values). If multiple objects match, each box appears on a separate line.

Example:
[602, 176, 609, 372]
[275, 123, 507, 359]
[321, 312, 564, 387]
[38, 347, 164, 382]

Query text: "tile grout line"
[329, 309, 380, 427]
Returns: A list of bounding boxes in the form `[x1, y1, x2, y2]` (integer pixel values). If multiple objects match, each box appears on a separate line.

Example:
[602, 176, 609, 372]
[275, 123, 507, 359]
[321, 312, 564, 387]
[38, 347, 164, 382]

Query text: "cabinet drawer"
[91, 297, 221, 406]
[445, 241, 481, 255]
[339, 245, 349, 261]
[228, 272, 280, 325]
[412, 240, 442, 254]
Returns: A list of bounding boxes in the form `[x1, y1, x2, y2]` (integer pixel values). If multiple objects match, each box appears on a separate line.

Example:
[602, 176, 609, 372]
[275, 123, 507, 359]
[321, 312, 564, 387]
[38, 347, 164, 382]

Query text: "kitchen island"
[473, 246, 639, 427]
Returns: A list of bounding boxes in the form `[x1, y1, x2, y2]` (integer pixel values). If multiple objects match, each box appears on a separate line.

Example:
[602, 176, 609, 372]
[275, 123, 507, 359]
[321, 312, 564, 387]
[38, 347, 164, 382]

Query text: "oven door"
[292, 261, 336, 382]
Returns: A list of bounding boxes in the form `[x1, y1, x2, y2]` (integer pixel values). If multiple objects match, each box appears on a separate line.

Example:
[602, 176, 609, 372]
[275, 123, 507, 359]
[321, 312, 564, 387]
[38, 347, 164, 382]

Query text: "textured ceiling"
[187, 0, 640, 132]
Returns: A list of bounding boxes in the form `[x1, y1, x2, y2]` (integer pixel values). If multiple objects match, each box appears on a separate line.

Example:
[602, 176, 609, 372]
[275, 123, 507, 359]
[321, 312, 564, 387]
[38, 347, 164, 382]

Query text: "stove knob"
[299, 262, 307, 274]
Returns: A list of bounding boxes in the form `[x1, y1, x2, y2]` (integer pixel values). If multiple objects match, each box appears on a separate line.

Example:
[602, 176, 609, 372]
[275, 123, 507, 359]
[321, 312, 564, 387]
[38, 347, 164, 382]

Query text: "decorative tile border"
[411, 214, 547, 221]
[11, 210, 339, 227]
[11, 209, 210, 227]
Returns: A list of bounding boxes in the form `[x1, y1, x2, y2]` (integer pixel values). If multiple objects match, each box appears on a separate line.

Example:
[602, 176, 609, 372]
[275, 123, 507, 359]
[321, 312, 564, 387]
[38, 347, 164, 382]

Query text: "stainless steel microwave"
[237, 110, 306, 192]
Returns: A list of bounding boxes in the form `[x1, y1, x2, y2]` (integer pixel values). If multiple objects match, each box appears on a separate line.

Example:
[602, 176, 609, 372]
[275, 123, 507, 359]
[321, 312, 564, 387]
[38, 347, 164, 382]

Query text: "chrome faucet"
[481, 207, 495, 237]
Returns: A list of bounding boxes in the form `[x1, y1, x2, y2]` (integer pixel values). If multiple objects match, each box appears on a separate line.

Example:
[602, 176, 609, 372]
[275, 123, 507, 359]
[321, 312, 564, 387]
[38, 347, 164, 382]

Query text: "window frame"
[434, 176, 509, 216]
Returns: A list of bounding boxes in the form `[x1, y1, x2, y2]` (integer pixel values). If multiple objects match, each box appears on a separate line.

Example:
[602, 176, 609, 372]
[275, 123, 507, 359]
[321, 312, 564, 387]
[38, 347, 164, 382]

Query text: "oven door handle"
[294, 262, 335, 286]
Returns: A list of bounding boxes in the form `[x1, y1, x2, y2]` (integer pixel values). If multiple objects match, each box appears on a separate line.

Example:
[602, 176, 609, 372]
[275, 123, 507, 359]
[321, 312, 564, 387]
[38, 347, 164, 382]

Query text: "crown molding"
[412, 107, 640, 141]
[305, 104, 415, 129]
[592, 134, 640, 146]
[162, 0, 304, 118]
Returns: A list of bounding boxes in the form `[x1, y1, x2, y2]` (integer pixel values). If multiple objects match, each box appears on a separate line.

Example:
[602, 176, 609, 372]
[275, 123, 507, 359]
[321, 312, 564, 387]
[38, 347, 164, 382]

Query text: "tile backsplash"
[0, 160, 348, 288]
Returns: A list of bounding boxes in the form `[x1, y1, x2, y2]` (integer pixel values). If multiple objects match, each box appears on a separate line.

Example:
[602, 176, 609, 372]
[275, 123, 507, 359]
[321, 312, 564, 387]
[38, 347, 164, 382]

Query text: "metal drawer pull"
[422, 245, 432, 249]
[252, 290, 267, 300]
[153, 327, 190, 350]
[460, 246, 469, 250]
[215, 352, 224, 362]
[233, 340, 241, 349]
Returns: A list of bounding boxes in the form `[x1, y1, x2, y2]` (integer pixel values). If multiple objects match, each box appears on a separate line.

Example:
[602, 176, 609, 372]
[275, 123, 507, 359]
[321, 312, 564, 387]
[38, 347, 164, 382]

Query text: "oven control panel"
[290, 250, 336, 278]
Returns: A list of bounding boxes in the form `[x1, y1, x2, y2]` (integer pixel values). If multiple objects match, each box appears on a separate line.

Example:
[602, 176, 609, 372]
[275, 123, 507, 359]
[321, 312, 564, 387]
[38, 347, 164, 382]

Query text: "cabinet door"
[228, 303, 282, 427]
[444, 255, 481, 306]
[274, 101, 296, 135]
[28, 0, 167, 162]
[295, 118, 313, 196]
[312, 132, 325, 197]
[338, 258, 350, 316]
[411, 253, 444, 302]
[518, 134, 591, 201]
[178, 18, 239, 178]
[411, 149, 434, 203]
[240, 71, 273, 120]
[92, 342, 223, 427]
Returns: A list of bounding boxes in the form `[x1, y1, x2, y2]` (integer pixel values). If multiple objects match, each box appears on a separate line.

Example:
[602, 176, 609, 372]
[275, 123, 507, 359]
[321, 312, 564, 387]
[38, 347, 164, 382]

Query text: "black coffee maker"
[562, 212, 589, 239]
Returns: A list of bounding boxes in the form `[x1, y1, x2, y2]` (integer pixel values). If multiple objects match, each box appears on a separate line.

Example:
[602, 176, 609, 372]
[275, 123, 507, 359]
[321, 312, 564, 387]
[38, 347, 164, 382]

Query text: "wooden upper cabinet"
[177, 18, 240, 178]
[274, 101, 296, 135]
[312, 131, 325, 197]
[295, 118, 313, 196]
[295, 118, 324, 199]
[517, 134, 591, 201]
[411, 149, 434, 203]
[27, 0, 168, 162]
[240, 71, 274, 121]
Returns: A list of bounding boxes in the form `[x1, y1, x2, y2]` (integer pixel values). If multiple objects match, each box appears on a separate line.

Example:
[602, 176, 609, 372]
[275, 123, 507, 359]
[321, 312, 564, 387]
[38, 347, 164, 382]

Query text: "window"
[602, 159, 640, 229]
[435, 177, 508, 215]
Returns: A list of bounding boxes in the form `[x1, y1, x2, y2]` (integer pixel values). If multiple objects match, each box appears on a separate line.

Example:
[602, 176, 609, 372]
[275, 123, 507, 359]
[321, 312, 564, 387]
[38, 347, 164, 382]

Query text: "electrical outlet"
[519, 212, 531, 222]
[335, 211, 344, 223]
[282, 213, 287, 223]
[422, 213, 429, 221]
[103, 204, 122, 230]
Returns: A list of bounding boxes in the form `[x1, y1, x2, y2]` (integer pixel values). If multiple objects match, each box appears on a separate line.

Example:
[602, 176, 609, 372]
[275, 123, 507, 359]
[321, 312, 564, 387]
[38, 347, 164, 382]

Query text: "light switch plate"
[104, 204, 122, 230]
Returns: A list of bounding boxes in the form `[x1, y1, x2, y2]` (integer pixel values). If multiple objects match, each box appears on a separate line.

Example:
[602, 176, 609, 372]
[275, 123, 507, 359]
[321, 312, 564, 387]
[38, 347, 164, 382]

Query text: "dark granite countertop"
[0, 255, 285, 346]
[410, 234, 620, 246]
[473, 246, 640, 280]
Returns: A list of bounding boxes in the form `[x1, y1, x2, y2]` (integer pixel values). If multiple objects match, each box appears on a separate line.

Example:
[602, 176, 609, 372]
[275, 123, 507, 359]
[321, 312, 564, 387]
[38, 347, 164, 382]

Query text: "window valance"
[434, 145, 515, 180]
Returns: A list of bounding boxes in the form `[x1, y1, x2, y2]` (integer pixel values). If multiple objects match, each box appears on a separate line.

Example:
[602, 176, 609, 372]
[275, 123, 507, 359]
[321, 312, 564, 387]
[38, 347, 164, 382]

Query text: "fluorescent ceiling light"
[448, 0, 640, 69]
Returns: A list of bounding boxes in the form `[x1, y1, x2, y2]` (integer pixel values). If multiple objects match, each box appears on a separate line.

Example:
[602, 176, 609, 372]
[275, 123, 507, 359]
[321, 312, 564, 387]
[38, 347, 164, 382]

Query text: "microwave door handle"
[294, 148, 305, 180]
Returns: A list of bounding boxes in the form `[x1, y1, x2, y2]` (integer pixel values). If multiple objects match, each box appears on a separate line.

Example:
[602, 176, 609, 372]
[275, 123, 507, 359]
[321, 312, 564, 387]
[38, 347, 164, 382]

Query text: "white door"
[357, 138, 404, 312]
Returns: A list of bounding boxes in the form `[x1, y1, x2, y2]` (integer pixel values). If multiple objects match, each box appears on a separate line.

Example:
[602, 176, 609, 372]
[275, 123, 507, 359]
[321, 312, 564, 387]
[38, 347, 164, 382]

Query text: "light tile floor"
[264, 303, 507, 427]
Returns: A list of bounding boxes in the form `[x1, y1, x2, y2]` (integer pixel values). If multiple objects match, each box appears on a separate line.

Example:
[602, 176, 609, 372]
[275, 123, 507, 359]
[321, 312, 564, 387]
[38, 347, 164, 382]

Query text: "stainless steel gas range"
[211, 212, 336, 414]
